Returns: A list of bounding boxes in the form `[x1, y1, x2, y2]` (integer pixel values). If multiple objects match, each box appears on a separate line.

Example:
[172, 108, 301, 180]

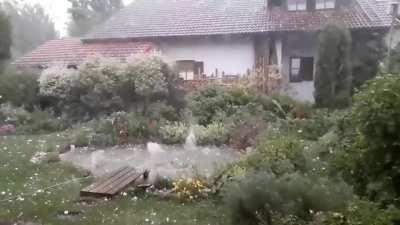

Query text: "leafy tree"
[352, 30, 387, 89]
[0, 9, 11, 71]
[67, 0, 123, 37]
[1, 1, 58, 58]
[125, 55, 168, 115]
[315, 23, 353, 108]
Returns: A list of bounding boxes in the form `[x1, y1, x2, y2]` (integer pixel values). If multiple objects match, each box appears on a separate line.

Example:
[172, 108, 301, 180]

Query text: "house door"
[300, 57, 314, 81]
[290, 57, 314, 82]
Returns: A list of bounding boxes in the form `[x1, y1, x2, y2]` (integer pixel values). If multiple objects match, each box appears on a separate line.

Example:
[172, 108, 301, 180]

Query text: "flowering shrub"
[172, 178, 210, 201]
[125, 55, 168, 97]
[125, 55, 169, 114]
[38, 55, 181, 119]
[78, 55, 124, 93]
[159, 122, 188, 144]
[39, 65, 79, 99]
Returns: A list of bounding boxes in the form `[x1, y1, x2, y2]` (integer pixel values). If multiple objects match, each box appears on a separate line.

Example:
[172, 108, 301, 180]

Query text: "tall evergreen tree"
[314, 22, 353, 108]
[68, 0, 123, 37]
[0, 9, 11, 72]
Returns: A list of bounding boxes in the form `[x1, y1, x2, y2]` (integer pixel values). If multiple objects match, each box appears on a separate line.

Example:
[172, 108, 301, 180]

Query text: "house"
[14, 0, 393, 101]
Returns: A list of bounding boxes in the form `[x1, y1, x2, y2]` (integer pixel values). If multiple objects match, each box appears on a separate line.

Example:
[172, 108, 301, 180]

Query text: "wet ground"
[60, 142, 239, 181]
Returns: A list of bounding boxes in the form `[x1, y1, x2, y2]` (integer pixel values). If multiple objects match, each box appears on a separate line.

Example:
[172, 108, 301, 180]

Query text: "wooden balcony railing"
[180, 65, 283, 93]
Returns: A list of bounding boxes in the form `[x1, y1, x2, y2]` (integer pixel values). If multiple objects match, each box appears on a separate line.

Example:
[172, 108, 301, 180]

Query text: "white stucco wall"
[158, 36, 255, 76]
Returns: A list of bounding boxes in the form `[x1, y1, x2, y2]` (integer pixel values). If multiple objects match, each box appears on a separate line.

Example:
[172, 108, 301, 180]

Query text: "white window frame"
[316, 0, 336, 10]
[288, 0, 307, 11]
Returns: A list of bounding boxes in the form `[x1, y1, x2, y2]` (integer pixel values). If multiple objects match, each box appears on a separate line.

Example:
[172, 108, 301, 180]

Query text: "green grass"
[0, 134, 229, 225]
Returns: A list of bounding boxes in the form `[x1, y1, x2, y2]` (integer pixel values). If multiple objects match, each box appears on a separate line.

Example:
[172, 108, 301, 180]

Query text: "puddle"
[60, 142, 239, 181]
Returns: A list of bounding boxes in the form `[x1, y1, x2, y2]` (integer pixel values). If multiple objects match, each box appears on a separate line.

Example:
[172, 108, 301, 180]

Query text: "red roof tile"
[13, 38, 156, 67]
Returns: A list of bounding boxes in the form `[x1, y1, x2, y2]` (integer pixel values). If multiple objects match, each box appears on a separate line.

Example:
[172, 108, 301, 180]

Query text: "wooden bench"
[80, 167, 146, 197]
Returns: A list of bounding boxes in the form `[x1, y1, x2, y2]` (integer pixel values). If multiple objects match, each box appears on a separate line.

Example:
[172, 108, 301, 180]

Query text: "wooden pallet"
[80, 167, 144, 197]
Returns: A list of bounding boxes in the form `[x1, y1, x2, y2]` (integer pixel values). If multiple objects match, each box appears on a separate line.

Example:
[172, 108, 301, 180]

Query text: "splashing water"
[60, 141, 239, 181]
[184, 127, 196, 149]
[147, 142, 165, 155]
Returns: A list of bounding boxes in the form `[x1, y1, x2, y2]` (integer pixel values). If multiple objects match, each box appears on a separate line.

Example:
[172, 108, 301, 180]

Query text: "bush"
[0, 103, 67, 133]
[0, 103, 32, 125]
[38, 55, 182, 120]
[194, 122, 229, 146]
[286, 110, 345, 140]
[321, 199, 400, 225]
[0, 69, 41, 110]
[352, 74, 400, 149]
[349, 74, 400, 203]
[125, 55, 169, 114]
[69, 126, 91, 147]
[187, 85, 227, 125]
[89, 133, 116, 147]
[159, 121, 188, 144]
[147, 101, 179, 121]
[126, 113, 154, 139]
[39, 65, 79, 99]
[229, 116, 267, 150]
[187, 85, 282, 126]
[245, 132, 306, 175]
[224, 172, 352, 225]
[20, 109, 67, 133]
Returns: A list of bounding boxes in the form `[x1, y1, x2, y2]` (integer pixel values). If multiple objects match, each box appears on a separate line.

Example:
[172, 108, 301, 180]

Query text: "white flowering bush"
[78, 55, 125, 93]
[125, 55, 168, 97]
[159, 121, 188, 144]
[39, 66, 79, 99]
[38, 54, 181, 120]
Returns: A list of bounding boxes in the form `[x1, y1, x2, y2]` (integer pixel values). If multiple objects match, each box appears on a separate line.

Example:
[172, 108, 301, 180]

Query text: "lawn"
[0, 134, 229, 225]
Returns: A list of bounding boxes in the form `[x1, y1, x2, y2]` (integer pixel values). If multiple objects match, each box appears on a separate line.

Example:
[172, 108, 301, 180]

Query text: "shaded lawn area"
[0, 134, 229, 225]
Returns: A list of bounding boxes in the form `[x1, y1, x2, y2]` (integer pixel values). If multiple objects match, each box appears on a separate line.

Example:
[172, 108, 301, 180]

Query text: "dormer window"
[316, 0, 335, 9]
[288, 0, 307, 11]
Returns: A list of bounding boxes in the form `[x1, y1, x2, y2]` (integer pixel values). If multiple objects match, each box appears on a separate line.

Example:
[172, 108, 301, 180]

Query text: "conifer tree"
[315, 22, 352, 108]
[0, 9, 11, 72]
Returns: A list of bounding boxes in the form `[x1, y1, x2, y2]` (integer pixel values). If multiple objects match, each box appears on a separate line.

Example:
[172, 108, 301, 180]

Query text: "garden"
[1, 51, 400, 225]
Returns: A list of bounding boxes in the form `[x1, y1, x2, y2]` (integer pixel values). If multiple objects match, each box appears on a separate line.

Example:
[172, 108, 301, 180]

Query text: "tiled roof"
[83, 0, 392, 41]
[265, 0, 392, 31]
[13, 38, 155, 67]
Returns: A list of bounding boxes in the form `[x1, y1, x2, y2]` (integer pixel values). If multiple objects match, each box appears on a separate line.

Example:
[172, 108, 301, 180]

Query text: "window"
[288, 0, 307, 11]
[176, 60, 204, 80]
[290, 58, 301, 81]
[290, 57, 314, 82]
[316, 0, 335, 9]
